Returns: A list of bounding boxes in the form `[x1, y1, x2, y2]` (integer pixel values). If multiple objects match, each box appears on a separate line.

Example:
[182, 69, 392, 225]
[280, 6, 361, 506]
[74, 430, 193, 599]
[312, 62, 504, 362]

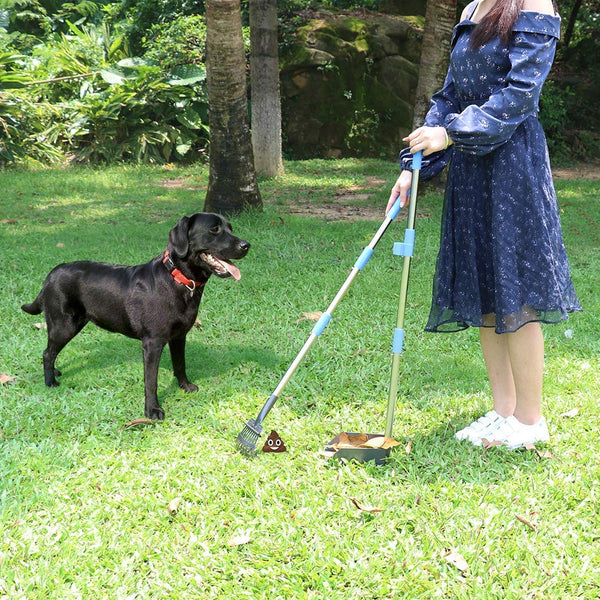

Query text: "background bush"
[0, 0, 598, 167]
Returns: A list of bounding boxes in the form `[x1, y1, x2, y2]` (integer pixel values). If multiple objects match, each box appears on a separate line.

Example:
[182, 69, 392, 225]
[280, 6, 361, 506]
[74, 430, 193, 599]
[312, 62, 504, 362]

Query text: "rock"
[280, 11, 423, 159]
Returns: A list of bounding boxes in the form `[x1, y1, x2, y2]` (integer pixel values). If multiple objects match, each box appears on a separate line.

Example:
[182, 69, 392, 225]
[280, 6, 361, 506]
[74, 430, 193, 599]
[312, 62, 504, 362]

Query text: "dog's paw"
[146, 406, 165, 421]
[180, 381, 198, 393]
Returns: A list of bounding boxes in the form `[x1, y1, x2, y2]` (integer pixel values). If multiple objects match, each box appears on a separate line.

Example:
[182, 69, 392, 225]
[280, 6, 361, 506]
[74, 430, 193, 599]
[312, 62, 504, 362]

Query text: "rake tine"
[236, 418, 263, 455]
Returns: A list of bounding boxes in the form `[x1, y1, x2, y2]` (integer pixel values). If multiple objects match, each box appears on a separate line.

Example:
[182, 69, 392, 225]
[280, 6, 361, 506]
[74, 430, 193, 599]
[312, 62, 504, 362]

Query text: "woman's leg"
[479, 321, 544, 424]
[506, 321, 544, 425]
[479, 327, 516, 418]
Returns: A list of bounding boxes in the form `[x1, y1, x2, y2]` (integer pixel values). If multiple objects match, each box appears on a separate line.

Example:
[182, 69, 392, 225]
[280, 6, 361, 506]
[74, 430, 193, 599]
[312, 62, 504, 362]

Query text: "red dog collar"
[162, 250, 205, 294]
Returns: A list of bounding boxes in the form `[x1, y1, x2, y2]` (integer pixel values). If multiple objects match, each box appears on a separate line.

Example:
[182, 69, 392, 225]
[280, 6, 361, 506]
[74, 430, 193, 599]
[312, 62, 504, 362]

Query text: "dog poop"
[262, 430, 287, 453]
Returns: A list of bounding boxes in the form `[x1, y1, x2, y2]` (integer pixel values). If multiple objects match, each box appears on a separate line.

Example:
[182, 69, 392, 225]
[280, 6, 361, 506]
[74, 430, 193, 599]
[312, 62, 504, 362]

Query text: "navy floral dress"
[400, 1, 581, 333]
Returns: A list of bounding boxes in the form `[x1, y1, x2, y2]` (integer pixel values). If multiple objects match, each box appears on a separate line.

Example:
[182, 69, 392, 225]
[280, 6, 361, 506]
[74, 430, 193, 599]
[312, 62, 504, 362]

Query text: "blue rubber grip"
[412, 150, 423, 171]
[393, 229, 416, 257]
[354, 247, 374, 271]
[392, 328, 405, 354]
[312, 312, 332, 336]
[387, 198, 402, 221]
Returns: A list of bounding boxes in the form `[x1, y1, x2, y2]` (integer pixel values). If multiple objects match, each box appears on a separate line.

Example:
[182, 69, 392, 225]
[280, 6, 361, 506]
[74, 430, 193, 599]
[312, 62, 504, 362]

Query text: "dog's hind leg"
[43, 315, 86, 386]
[169, 336, 198, 393]
[142, 338, 167, 420]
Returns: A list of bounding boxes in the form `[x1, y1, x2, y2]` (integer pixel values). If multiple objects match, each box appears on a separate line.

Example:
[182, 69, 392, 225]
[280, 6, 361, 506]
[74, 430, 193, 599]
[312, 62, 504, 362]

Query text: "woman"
[387, 0, 581, 448]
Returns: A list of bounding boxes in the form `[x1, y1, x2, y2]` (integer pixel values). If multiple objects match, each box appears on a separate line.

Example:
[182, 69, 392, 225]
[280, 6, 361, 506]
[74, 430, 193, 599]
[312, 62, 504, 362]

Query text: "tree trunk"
[204, 0, 262, 215]
[563, 0, 583, 50]
[411, 0, 457, 129]
[250, 0, 284, 177]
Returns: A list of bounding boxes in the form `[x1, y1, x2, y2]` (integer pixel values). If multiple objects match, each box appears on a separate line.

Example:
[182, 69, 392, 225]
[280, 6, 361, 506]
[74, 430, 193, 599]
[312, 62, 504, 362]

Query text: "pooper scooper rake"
[236, 151, 423, 456]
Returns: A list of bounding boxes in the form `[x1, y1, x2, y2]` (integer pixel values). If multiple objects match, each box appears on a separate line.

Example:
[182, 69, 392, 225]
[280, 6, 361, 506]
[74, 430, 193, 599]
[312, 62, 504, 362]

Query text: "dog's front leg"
[142, 338, 166, 420]
[169, 336, 198, 393]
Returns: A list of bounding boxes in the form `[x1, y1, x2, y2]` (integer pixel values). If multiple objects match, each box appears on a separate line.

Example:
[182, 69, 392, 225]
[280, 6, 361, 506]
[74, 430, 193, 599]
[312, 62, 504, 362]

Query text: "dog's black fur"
[22, 213, 250, 420]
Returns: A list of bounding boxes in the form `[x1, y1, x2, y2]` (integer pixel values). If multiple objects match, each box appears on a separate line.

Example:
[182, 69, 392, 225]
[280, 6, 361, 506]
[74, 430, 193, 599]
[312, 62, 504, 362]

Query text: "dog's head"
[167, 213, 250, 280]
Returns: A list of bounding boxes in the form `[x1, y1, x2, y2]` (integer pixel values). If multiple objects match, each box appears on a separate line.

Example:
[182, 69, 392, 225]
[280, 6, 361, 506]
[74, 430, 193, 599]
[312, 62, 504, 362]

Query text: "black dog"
[22, 213, 250, 420]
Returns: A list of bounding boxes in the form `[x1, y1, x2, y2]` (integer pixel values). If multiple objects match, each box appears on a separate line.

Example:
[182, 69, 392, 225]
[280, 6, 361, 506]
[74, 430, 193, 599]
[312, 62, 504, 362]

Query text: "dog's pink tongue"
[220, 259, 241, 281]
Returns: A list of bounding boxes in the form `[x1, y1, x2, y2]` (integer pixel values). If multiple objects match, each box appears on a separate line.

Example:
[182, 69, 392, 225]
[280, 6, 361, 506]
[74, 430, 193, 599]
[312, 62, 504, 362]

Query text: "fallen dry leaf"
[350, 498, 384, 513]
[227, 532, 252, 547]
[167, 497, 182, 515]
[364, 436, 400, 449]
[363, 436, 386, 449]
[34, 322, 47, 330]
[337, 432, 368, 448]
[515, 514, 537, 531]
[1, 219, 18, 224]
[443, 548, 469, 573]
[0, 373, 15, 384]
[559, 407, 579, 418]
[56, 242, 65, 248]
[405, 438, 413, 455]
[482, 438, 504, 450]
[296, 311, 323, 324]
[122, 418, 155, 428]
[332, 433, 400, 451]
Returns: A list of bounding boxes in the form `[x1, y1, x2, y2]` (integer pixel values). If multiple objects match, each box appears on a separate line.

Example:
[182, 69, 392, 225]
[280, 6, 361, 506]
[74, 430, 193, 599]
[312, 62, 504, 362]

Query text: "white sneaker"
[454, 410, 507, 446]
[482, 415, 550, 449]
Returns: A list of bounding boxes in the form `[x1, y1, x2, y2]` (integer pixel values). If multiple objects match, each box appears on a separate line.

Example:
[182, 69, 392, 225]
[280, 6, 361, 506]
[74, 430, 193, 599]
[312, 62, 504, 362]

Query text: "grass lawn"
[1, 159, 599, 599]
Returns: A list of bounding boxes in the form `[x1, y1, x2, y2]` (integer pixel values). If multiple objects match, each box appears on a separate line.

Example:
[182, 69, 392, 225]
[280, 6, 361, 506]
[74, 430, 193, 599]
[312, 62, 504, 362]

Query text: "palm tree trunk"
[204, 0, 262, 214]
[412, 0, 457, 129]
[250, 0, 284, 177]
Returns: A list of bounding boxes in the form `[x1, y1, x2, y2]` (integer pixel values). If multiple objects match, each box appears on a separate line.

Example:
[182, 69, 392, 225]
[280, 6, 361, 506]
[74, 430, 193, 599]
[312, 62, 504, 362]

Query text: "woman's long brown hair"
[470, 0, 558, 48]
[469, 0, 525, 48]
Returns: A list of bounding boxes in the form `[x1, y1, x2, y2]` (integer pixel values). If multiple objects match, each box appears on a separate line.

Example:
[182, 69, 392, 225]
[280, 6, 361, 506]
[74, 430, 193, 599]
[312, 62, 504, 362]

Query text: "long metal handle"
[252, 189, 408, 427]
[384, 151, 422, 437]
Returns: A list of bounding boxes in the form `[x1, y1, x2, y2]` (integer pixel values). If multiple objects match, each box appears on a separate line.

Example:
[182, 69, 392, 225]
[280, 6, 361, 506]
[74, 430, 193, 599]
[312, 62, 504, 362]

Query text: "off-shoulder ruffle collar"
[458, 1, 561, 39]
[512, 11, 560, 38]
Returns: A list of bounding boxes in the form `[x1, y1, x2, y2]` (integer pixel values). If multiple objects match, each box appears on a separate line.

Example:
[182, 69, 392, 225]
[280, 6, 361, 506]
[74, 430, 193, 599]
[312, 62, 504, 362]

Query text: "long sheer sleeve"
[444, 27, 558, 155]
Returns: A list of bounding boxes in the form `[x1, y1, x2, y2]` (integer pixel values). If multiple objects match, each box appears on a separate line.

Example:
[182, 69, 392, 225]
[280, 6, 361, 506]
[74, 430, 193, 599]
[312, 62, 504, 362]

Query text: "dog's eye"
[210, 225, 221, 235]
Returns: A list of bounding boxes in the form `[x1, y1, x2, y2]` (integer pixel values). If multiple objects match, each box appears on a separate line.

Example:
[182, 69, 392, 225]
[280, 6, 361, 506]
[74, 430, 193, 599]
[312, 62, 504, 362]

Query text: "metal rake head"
[236, 419, 263, 455]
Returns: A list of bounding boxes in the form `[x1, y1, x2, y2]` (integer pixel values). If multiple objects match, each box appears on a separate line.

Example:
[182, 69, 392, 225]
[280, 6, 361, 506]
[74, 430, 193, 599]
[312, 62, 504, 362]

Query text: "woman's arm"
[445, 32, 556, 155]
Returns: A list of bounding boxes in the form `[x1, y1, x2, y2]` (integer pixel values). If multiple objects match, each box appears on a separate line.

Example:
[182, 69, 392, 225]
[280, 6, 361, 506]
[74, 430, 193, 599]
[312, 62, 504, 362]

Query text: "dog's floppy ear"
[168, 216, 190, 257]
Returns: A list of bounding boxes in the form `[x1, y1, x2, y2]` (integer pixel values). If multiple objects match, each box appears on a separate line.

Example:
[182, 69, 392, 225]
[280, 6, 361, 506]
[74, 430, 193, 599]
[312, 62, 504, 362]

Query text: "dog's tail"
[21, 293, 43, 315]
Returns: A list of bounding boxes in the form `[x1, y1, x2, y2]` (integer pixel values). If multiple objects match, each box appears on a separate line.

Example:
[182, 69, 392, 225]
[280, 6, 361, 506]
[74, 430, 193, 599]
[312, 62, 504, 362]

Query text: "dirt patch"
[158, 177, 204, 190]
[286, 202, 384, 221]
[283, 188, 433, 222]
[281, 165, 598, 221]
[553, 164, 600, 181]
[156, 165, 597, 222]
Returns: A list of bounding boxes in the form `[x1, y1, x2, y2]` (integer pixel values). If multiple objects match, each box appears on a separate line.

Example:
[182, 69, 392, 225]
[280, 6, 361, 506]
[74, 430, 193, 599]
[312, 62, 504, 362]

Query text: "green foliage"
[142, 14, 207, 68]
[107, 0, 206, 55]
[1, 0, 598, 166]
[2, 19, 208, 166]
[36, 59, 209, 164]
[539, 80, 572, 160]
[345, 107, 381, 155]
[278, 0, 380, 12]
[0, 0, 104, 38]
[67, 60, 208, 163]
[0, 51, 30, 162]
